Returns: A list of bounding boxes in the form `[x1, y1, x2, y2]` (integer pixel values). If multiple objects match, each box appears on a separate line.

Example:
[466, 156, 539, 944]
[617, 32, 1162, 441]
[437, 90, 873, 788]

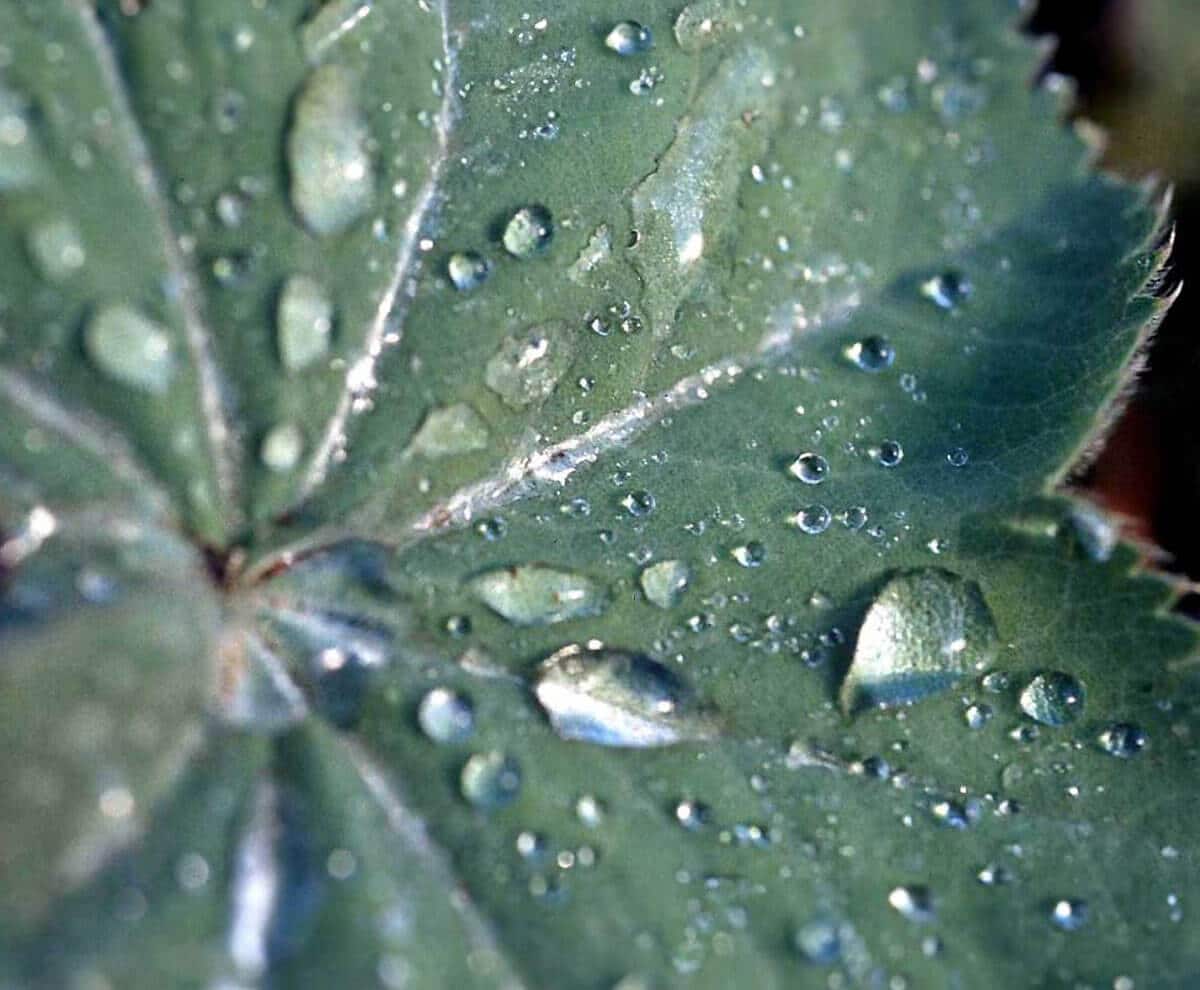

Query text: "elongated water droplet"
[1097, 722, 1146, 758]
[844, 335, 895, 372]
[841, 569, 998, 714]
[460, 751, 521, 809]
[673, 1, 730, 52]
[287, 65, 373, 236]
[534, 643, 717, 747]
[260, 422, 305, 473]
[407, 403, 489, 457]
[0, 84, 42, 190]
[418, 688, 474, 744]
[640, 559, 690, 609]
[502, 205, 554, 258]
[888, 885, 935, 922]
[921, 271, 971, 309]
[300, 0, 373, 64]
[788, 452, 829, 484]
[1018, 672, 1085, 726]
[469, 565, 608, 626]
[85, 305, 175, 394]
[484, 322, 574, 408]
[277, 275, 333, 372]
[605, 21, 654, 55]
[447, 251, 491, 291]
[27, 216, 85, 281]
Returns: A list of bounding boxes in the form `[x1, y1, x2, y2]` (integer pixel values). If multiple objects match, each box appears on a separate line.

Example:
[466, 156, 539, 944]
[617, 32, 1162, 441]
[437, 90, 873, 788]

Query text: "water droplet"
[977, 864, 1013, 887]
[1097, 722, 1146, 758]
[674, 798, 711, 830]
[789, 505, 831, 535]
[673, 1, 730, 52]
[981, 670, 1010, 693]
[277, 275, 334, 373]
[621, 490, 656, 517]
[841, 569, 999, 714]
[26, 216, 86, 281]
[604, 21, 653, 55]
[460, 751, 522, 810]
[731, 541, 766, 568]
[447, 251, 491, 291]
[260, 422, 305, 473]
[788, 453, 829, 485]
[888, 885, 935, 923]
[1049, 898, 1088, 931]
[1018, 672, 1085, 726]
[468, 565, 608, 626]
[408, 404, 489, 457]
[641, 559, 690, 609]
[85, 305, 175, 394]
[930, 797, 980, 830]
[875, 440, 904, 467]
[793, 918, 842, 965]
[485, 322, 574, 408]
[841, 506, 869, 530]
[475, 517, 507, 541]
[287, 65, 374, 236]
[921, 271, 972, 310]
[300, 0, 373, 64]
[0, 83, 42, 190]
[964, 702, 993, 729]
[534, 643, 717, 747]
[503, 205, 554, 258]
[844, 335, 895, 372]
[418, 688, 474, 744]
[946, 446, 969, 468]
[575, 794, 606, 827]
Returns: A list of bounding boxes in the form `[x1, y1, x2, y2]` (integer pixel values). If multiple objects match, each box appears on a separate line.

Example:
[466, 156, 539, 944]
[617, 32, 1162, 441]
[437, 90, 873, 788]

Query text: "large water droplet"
[85, 305, 176, 394]
[534, 643, 717, 747]
[1018, 672, 1085, 726]
[844, 335, 895, 372]
[788, 452, 829, 485]
[841, 570, 998, 714]
[468, 565, 608, 626]
[26, 216, 86, 282]
[460, 751, 521, 810]
[287, 65, 374, 236]
[1097, 722, 1146, 758]
[277, 275, 334, 372]
[447, 251, 491, 291]
[604, 21, 654, 55]
[640, 559, 690, 609]
[418, 688, 474, 744]
[502, 205, 554, 258]
[407, 404, 489, 457]
[484, 322, 574, 408]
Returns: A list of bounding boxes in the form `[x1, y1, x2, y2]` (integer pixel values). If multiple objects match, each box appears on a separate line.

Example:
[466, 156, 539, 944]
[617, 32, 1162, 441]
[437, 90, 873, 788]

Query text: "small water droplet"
[460, 751, 522, 810]
[1049, 898, 1088, 931]
[1018, 671, 1085, 726]
[977, 864, 1012, 887]
[946, 446, 969, 468]
[964, 702, 993, 729]
[788, 452, 829, 485]
[534, 643, 717, 747]
[621, 490, 656, 518]
[260, 422, 305, 473]
[604, 21, 654, 56]
[793, 918, 842, 965]
[447, 251, 491, 291]
[277, 275, 334, 373]
[1097, 722, 1146, 758]
[503, 205, 554, 258]
[26, 216, 86, 281]
[485, 322, 574, 407]
[418, 688, 474, 744]
[789, 505, 831, 535]
[0, 83, 42, 190]
[674, 798, 711, 830]
[640, 559, 690, 609]
[844, 335, 895, 372]
[85, 305, 175, 394]
[841, 569, 998, 714]
[921, 271, 972, 310]
[888, 885, 935, 923]
[875, 440, 904, 467]
[469, 565, 608, 626]
[731, 541, 766, 568]
[575, 793, 606, 827]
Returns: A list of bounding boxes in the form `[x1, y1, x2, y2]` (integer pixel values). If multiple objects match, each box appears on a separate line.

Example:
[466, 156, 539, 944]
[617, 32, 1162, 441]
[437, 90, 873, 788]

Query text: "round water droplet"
[418, 688, 474, 744]
[605, 21, 654, 55]
[447, 251, 491, 291]
[793, 918, 842, 965]
[841, 506, 868, 530]
[277, 275, 334, 373]
[460, 751, 521, 810]
[731, 541, 766, 568]
[788, 452, 829, 485]
[26, 216, 85, 281]
[475, 517, 507, 541]
[844, 335, 895, 372]
[964, 702, 992, 729]
[674, 798, 711, 830]
[1049, 898, 1088, 931]
[1018, 671, 1085, 726]
[876, 440, 904, 467]
[468, 564, 608, 626]
[947, 446, 969, 467]
[921, 271, 972, 309]
[622, 490, 656, 517]
[888, 885, 935, 923]
[1098, 722, 1146, 758]
[790, 505, 831, 535]
[640, 559, 690, 609]
[503, 205, 554, 258]
[534, 643, 716, 747]
[977, 864, 1012, 887]
[84, 305, 175, 394]
[260, 422, 305, 473]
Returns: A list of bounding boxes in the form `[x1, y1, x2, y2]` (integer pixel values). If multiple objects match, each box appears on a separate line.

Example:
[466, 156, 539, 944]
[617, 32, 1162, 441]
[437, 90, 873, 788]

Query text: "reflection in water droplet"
[503, 205, 554, 258]
[85, 305, 175, 394]
[485, 322, 574, 408]
[468, 565, 608, 626]
[875, 440, 904, 467]
[460, 751, 521, 810]
[731, 541, 766, 567]
[674, 798, 711, 830]
[287, 65, 373, 236]
[534, 643, 716, 747]
[621, 490, 656, 517]
[447, 251, 491, 291]
[260, 422, 305, 473]
[921, 271, 972, 310]
[946, 446, 969, 468]
[841, 569, 998, 714]
[27, 216, 86, 281]
[277, 275, 334, 373]
[1049, 898, 1088, 931]
[1097, 722, 1146, 758]
[407, 403, 489, 457]
[605, 21, 654, 55]
[418, 688, 474, 744]
[1018, 672, 1085, 726]
[640, 559, 690, 609]
[789, 505, 831, 535]
[844, 335, 895, 372]
[888, 885, 935, 922]
[788, 452, 829, 485]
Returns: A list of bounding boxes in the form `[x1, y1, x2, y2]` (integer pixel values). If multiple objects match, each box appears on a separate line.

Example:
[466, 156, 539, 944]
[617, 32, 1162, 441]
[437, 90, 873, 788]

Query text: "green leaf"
[1, 1, 1197, 987]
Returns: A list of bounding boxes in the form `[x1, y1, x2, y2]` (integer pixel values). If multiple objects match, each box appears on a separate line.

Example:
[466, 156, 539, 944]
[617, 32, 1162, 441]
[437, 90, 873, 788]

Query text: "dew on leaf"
[793, 918, 842, 965]
[300, 0, 373, 64]
[0, 83, 41, 190]
[605, 21, 653, 56]
[447, 251, 491, 291]
[977, 864, 1013, 887]
[407, 403, 489, 458]
[475, 517, 506, 541]
[575, 794, 605, 827]
[921, 270, 972, 310]
[260, 422, 305, 473]
[468, 565, 608, 626]
[484, 322, 574, 408]
[964, 702, 993, 729]
[841, 506, 869, 530]
[621, 490, 656, 517]
[1097, 722, 1146, 758]
[947, 446, 970, 467]
[841, 569, 999, 714]
[981, 670, 1010, 693]
[533, 643, 717, 747]
[277, 275, 334, 373]
[844, 335, 895, 372]
[789, 505, 830, 535]
[888, 885, 935, 922]
[788, 452, 829, 485]
[26, 216, 85, 282]
[875, 440, 904, 467]
[930, 797, 980, 830]
[1049, 898, 1089, 931]
[1070, 501, 1119, 562]
[673, 1, 731, 52]
[417, 688, 474, 744]
[640, 559, 690, 609]
[460, 751, 522, 810]
[84, 305, 176, 394]
[287, 65, 374, 236]
[1018, 671, 1085, 726]
[674, 798, 711, 830]
[731, 541, 766, 568]
[502, 205, 554, 258]
[568, 224, 612, 283]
